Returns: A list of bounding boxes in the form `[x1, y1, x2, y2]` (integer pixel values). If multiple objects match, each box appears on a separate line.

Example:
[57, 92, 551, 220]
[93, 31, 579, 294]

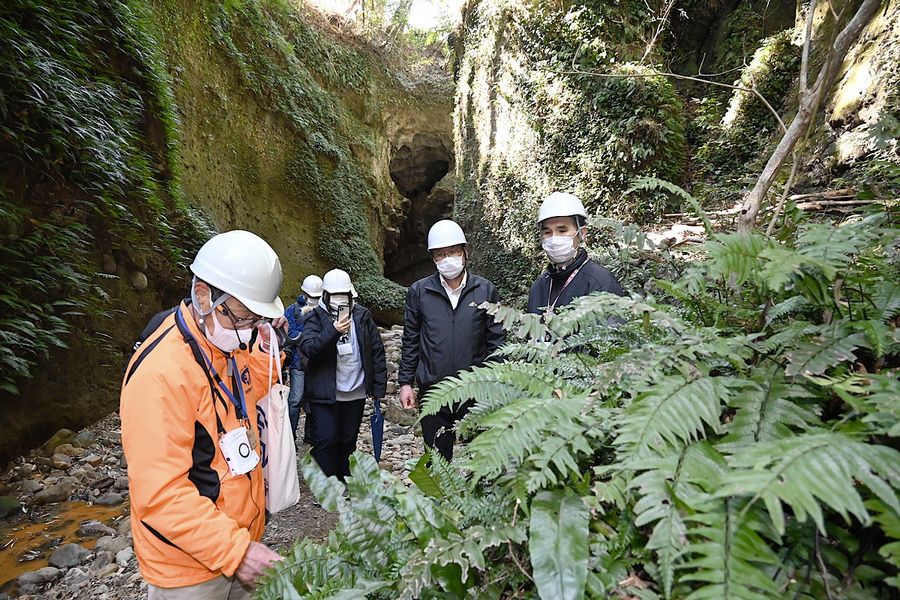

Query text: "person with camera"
[121, 230, 287, 599]
[284, 274, 322, 441]
[398, 220, 506, 461]
[300, 269, 386, 479]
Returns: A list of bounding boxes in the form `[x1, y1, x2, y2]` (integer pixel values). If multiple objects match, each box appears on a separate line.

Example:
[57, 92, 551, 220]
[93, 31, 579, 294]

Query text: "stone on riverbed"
[0, 495, 22, 519]
[49, 543, 90, 568]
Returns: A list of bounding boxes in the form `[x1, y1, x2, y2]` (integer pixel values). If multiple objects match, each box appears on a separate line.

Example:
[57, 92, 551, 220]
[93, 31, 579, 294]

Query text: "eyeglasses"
[432, 248, 465, 261]
[216, 303, 271, 329]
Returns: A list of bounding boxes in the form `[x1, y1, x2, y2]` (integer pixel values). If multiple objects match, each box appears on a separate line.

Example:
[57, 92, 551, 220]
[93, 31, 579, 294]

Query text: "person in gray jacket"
[398, 220, 506, 461]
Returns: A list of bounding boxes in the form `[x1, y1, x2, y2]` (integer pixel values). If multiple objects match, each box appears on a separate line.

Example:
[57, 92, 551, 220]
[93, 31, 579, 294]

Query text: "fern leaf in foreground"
[616, 374, 739, 459]
[718, 433, 900, 534]
[682, 499, 781, 600]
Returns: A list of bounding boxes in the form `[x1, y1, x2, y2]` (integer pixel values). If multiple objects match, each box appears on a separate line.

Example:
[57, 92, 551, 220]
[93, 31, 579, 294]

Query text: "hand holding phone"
[335, 305, 351, 334]
[337, 305, 350, 322]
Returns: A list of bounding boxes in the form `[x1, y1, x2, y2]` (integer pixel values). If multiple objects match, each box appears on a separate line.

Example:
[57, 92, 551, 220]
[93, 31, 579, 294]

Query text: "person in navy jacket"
[527, 192, 625, 315]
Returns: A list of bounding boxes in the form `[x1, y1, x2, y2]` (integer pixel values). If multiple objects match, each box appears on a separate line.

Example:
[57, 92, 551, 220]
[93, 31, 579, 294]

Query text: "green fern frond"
[719, 364, 820, 452]
[258, 537, 353, 599]
[795, 215, 881, 280]
[810, 373, 900, 436]
[630, 442, 727, 597]
[460, 393, 592, 481]
[617, 374, 740, 459]
[520, 410, 609, 494]
[478, 301, 547, 340]
[398, 524, 526, 600]
[420, 362, 563, 419]
[626, 176, 713, 234]
[850, 319, 894, 358]
[753, 321, 818, 354]
[762, 295, 813, 328]
[871, 280, 900, 322]
[783, 326, 868, 377]
[547, 292, 688, 338]
[719, 432, 900, 535]
[704, 232, 771, 287]
[682, 499, 782, 600]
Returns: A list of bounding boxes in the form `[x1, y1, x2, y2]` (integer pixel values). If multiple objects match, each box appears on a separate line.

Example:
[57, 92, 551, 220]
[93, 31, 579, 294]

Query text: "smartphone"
[337, 305, 350, 322]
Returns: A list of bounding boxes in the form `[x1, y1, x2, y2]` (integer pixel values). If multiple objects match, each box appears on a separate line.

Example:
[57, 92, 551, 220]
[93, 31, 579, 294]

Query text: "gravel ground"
[0, 326, 424, 599]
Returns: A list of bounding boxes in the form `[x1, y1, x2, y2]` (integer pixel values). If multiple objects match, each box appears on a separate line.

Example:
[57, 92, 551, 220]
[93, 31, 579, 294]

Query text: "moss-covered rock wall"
[0, 0, 452, 463]
[453, 0, 687, 302]
[453, 0, 899, 302]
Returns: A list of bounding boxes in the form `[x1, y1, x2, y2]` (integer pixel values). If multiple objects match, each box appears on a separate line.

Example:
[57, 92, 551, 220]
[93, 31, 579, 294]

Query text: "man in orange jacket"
[121, 230, 287, 599]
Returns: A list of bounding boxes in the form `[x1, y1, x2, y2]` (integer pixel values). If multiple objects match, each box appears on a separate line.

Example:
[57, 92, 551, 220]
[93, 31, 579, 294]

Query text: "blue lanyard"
[176, 309, 249, 420]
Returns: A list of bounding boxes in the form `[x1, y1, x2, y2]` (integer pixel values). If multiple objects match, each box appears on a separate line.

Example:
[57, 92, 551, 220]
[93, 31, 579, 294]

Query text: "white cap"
[322, 269, 353, 294]
[537, 192, 587, 224]
[190, 230, 285, 318]
[427, 219, 467, 251]
[301, 275, 323, 298]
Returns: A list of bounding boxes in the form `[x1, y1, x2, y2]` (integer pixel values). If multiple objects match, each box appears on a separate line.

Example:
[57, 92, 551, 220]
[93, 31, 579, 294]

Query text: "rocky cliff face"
[452, 0, 688, 301]
[452, 0, 899, 302]
[0, 0, 452, 464]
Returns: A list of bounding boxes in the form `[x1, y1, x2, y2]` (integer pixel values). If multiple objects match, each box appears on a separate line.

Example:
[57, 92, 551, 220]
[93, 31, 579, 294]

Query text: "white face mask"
[205, 315, 253, 353]
[542, 234, 578, 264]
[328, 295, 351, 314]
[436, 256, 465, 280]
[192, 287, 253, 353]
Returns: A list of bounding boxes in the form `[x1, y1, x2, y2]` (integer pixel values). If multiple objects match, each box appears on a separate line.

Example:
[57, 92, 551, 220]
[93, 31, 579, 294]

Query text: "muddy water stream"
[0, 501, 126, 592]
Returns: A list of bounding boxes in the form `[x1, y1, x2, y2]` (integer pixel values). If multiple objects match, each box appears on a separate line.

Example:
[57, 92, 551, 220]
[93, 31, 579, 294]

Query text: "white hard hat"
[537, 192, 587, 224]
[322, 269, 353, 294]
[301, 275, 323, 298]
[190, 230, 285, 318]
[427, 219, 467, 251]
[350, 283, 359, 299]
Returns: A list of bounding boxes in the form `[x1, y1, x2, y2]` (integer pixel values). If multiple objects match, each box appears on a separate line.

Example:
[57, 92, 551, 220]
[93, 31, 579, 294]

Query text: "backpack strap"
[124, 324, 175, 386]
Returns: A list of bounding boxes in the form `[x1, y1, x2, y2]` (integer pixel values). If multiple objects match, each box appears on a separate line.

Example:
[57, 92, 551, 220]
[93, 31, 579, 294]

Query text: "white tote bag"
[256, 326, 300, 514]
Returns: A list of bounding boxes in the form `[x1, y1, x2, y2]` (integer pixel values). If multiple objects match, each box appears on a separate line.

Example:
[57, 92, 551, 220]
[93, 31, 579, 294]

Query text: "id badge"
[219, 427, 260, 476]
[337, 342, 353, 356]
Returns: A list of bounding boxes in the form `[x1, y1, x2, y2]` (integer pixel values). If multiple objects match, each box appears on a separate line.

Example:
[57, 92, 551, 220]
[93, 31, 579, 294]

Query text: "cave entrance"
[384, 133, 454, 286]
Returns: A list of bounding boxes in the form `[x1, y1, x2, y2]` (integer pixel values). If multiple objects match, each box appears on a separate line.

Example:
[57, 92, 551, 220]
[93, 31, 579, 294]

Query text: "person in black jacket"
[527, 192, 625, 315]
[399, 220, 506, 461]
[300, 269, 386, 479]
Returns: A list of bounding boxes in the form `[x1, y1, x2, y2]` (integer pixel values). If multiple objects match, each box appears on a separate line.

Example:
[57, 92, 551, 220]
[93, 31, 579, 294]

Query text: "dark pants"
[419, 384, 474, 462]
[302, 401, 313, 444]
[309, 399, 365, 479]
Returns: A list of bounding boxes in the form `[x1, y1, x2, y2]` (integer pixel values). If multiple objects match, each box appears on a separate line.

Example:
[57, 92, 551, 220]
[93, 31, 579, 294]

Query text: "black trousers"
[309, 399, 365, 479]
[419, 384, 474, 462]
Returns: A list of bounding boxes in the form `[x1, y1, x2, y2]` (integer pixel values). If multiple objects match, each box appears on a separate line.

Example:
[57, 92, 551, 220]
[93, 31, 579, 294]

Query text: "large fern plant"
[260, 208, 899, 599]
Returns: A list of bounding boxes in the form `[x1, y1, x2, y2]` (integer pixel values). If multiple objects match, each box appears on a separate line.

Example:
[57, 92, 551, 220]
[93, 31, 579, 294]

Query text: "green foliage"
[263, 209, 900, 598]
[529, 488, 590, 600]
[696, 30, 801, 178]
[455, 0, 688, 300]
[0, 0, 206, 393]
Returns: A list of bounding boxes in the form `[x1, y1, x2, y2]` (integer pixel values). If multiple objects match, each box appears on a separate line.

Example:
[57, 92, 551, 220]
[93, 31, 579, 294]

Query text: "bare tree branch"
[765, 150, 800, 235]
[799, 0, 817, 98]
[641, 0, 677, 65]
[737, 0, 882, 231]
